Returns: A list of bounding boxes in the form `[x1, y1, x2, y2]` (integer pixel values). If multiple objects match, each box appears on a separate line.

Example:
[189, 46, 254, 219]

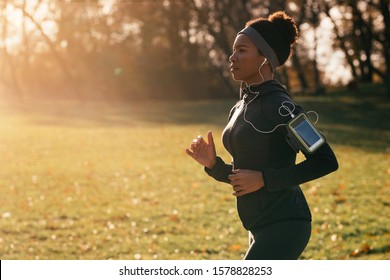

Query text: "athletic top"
[205, 80, 338, 231]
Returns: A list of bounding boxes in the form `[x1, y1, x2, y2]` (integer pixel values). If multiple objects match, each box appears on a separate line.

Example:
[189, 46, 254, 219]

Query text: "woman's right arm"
[204, 156, 233, 184]
[185, 131, 232, 184]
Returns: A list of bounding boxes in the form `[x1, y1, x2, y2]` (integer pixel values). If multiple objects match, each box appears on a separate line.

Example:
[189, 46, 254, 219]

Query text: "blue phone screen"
[294, 119, 321, 146]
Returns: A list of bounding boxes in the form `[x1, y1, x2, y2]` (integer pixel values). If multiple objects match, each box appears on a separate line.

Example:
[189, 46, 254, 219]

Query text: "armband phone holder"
[286, 112, 325, 154]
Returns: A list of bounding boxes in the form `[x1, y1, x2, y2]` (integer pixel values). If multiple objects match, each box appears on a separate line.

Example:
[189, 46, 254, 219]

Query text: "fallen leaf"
[229, 244, 241, 251]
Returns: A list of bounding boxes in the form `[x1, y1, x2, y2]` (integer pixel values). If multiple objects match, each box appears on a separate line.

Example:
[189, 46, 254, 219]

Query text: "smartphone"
[287, 113, 325, 153]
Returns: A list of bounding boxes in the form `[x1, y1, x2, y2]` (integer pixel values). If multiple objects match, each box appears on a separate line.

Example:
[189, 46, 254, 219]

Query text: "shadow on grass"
[2, 92, 389, 152]
[297, 94, 390, 153]
[1, 99, 235, 128]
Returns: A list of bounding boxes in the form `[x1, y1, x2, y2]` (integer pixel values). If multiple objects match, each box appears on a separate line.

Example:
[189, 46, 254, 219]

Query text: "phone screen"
[289, 114, 325, 153]
[293, 118, 321, 146]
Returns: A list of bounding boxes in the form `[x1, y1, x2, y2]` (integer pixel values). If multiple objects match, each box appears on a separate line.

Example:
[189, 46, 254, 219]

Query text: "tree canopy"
[1, 0, 389, 101]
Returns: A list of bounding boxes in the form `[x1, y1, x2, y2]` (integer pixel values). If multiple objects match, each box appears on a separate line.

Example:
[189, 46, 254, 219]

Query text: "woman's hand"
[228, 169, 264, 196]
[185, 131, 217, 169]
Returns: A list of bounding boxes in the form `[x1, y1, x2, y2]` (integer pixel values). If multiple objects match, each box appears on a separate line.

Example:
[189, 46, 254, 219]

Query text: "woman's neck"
[245, 76, 273, 88]
[245, 66, 274, 86]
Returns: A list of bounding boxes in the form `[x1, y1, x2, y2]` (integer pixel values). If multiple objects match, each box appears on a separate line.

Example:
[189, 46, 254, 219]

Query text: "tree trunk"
[324, 3, 358, 80]
[14, 3, 85, 102]
[313, 26, 324, 95]
[293, 0, 309, 93]
[379, 0, 390, 98]
[1, 1, 23, 100]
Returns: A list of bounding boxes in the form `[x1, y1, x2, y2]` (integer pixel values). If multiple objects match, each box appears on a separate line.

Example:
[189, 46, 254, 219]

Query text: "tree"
[1, 0, 388, 100]
[0, 0, 23, 99]
[307, 0, 325, 94]
[378, 0, 390, 97]
[325, 0, 389, 96]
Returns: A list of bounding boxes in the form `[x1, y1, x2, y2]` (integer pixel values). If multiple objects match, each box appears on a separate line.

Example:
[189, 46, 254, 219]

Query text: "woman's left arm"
[230, 142, 338, 195]
[262, 142, 338, 192]
[229, 90, 338, 195]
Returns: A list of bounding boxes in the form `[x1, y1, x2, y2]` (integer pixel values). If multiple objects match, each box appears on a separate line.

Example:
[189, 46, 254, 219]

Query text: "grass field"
[0, 90, 389, 260]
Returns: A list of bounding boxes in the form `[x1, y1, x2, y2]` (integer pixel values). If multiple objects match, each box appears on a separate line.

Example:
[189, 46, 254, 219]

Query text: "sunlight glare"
[101, 0, 116, 15]
[2, 1, 57, 50]
[299, 17, 352, 85]
[288, 2, 298, 12]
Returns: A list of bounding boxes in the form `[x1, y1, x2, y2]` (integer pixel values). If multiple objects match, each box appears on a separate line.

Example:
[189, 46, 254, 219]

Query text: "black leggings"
[244, 220, 311, 260]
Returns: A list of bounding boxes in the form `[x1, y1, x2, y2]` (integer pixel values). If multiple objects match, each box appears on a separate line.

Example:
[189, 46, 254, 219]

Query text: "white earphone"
[258, 57, 268, 82]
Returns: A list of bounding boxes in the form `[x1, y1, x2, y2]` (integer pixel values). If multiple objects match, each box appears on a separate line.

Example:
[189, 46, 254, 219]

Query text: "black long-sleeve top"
[205, 80, 338, 231]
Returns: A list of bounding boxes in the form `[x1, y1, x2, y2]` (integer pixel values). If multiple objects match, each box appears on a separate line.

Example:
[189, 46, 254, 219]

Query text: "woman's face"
[229, 34, 265, 85]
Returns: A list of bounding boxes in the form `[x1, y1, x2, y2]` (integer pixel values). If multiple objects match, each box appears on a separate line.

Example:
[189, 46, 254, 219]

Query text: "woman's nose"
[229, 53, 236, 63]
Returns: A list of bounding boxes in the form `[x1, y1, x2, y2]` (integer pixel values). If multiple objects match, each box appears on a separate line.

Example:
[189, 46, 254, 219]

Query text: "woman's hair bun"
[268, 11, 298, 46]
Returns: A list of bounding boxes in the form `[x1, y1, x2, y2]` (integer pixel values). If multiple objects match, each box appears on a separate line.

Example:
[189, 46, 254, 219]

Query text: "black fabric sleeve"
[204, 156, 233, 184]
[261, 90, 339, 192]
[262, 142, 338, 192]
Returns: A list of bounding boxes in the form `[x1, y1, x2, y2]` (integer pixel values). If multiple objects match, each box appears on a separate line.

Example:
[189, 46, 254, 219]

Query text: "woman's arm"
[186, 131, 233, 184]
[261, 90, 339, 192]
[186, 131, 217, 169]
[204, 156, 233, 184]
[262, 142, 338, 192]
[230, 90, 338, 195]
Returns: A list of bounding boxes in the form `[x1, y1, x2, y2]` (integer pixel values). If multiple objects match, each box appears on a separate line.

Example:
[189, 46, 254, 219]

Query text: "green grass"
[0, 91, 389, 260]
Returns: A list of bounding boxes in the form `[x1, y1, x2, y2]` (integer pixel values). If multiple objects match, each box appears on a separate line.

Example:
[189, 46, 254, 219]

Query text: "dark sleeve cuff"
[204, 156, 232, 184]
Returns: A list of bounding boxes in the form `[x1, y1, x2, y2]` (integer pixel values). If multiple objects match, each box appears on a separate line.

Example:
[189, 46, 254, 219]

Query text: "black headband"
[238, 26, 280, 71]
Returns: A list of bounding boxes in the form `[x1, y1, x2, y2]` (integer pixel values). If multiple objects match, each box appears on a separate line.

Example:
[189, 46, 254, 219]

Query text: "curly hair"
[245, 11, 299, 66]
